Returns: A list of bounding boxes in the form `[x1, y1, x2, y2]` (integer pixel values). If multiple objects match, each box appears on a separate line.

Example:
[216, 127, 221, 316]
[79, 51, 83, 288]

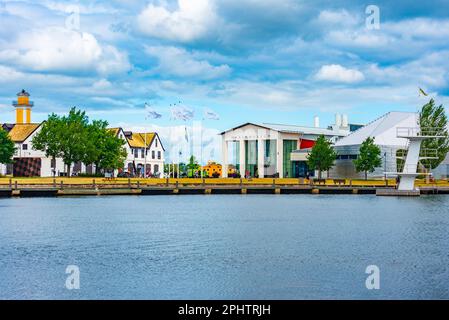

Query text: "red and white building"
[220, 114, 355, 178]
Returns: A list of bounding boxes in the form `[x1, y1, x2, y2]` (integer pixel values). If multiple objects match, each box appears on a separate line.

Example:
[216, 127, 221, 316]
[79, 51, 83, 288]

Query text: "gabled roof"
[127, 133, 156, 148]
[8, 123, 41, 142]
[334, 111, 418, 148]
[220, 122, 273, 135]
[108, 127, 121, 136]
[108, 127, 164, 150]
[221, 122, 347, 136]
[262, 123, 347, 136]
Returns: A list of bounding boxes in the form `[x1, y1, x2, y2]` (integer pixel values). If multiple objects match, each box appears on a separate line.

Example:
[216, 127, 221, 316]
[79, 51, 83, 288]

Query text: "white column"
[398, 139, 422, 191]
[239, 139, 246, 176]
[257, 139, 265, 178]
[222, 135, 228, 178]
[276, 138, 283, 178]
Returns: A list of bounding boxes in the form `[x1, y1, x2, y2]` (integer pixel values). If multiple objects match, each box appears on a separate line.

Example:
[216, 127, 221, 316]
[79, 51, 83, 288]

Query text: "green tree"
[419, 99, 449, 169]
[59, 108, 89, 176]
[0, 128, 16, 165]
[83, 120, 109, 173]
[307, 135, 337, 179]
[33, 108, 89, 176]
[353, 137, 382, 180]
[186, 155, 200, 178]
[32, 114, 63, 175]
[97, 130, 127, 172]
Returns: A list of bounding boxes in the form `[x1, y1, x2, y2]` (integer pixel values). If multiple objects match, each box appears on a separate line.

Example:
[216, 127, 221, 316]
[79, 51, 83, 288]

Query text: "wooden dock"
[0, 185, 388, 197]
[0, 179, 448, 198]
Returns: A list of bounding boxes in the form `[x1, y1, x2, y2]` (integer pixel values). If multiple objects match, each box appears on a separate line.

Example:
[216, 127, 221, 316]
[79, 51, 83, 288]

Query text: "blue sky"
[1, 0, 449, 161]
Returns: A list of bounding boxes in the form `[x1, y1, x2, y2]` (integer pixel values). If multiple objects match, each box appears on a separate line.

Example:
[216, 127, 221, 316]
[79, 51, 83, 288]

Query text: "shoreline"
[1, 184, 448, 198]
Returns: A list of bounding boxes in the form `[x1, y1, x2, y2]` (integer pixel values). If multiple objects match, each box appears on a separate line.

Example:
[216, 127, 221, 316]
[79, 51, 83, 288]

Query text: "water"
[0, 195, 448, 300]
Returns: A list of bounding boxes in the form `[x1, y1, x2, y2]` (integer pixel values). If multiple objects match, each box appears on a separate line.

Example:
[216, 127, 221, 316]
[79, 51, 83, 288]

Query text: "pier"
[1, 177, 449, 197]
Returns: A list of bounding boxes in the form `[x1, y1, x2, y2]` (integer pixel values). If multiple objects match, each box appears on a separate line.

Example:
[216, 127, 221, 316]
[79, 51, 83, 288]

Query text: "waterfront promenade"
[1, 177, 449, 197]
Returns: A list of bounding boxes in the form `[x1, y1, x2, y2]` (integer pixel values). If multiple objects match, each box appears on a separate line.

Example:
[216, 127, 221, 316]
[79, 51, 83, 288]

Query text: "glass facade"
[265, 140, 277, 177]
[245, 140, 258, 177]
[234, 141, 240, 173]
[283, 140, 297, 178]
[291, 161, 313, 178]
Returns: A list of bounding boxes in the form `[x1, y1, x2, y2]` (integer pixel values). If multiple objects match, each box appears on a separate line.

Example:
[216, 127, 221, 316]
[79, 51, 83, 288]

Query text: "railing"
[396, 148, 438, 159]
[12, 101, 34, 107]
[397, 163, 432, 174]
[397, 127, 446, 138]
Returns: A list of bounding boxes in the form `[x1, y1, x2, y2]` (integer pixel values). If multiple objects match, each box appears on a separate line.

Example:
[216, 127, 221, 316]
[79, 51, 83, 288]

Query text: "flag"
[184, 126, 189, 142]
[145, 103, 162, 119]
[203, 108, 220, 120]
[419, 87, 428, 96]
[170, 106, 194, 121]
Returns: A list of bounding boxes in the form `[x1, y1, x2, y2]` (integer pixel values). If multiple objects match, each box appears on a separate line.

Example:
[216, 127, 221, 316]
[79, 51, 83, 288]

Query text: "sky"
[1, 0, 449, 162]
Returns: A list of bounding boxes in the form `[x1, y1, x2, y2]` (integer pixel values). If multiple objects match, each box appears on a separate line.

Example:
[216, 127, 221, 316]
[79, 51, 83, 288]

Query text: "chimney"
[342, 114, 349, 128]
[314, 116, 320, 128]
[335, 113, 342, 127]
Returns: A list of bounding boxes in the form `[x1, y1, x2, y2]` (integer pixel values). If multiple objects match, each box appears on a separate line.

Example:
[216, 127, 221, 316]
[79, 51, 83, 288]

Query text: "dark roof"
[2, 123, 15, 132]
[17, 89, 30, 97]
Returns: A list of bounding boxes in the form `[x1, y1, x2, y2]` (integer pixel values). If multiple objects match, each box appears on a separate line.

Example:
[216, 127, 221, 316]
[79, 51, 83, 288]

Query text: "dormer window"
[155, 139, 158, 147]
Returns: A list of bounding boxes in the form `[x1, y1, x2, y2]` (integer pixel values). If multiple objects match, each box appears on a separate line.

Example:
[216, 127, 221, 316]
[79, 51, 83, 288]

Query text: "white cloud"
[366, 51, 449, 88]
[145, 46, 231, 79]
[386, 18, 449, 39]
[0, 27, 131, 75]
[137, 0, 218, 42]
[317, 9, 359, 27]
[314, 64, 365, 83]
[0, 65, 24, 82]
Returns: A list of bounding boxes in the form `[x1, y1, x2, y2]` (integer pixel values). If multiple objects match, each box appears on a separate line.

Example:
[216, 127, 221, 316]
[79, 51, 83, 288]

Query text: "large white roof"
[334, 111, 419, 148]
[262, 123, 347, 136]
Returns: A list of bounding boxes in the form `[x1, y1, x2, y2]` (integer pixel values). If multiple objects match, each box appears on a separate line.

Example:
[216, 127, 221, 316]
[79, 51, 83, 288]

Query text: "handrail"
[397, 127, 446, 137]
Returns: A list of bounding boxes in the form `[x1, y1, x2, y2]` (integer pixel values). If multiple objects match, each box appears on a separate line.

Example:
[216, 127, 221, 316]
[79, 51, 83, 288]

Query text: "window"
[158, 151, 161, 159]
[141, 149, 145, 158]
[22, 144, 28, 150]
[155, 139, 158, 147]
[152, 151, 155, 159]
[337, 154, 358, 160]
[134, 149, 138, 158]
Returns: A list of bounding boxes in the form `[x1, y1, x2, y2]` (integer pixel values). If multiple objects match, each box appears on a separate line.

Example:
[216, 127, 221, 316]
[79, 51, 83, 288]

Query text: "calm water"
[0, 195, 448, 300]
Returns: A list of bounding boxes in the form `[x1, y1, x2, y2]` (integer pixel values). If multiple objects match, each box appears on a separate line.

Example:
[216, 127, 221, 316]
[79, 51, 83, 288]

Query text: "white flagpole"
[200, 119, 203, 179]
[144, 132, 147, 178]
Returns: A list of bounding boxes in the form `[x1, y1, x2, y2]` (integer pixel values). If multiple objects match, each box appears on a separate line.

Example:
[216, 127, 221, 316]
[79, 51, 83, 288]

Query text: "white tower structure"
[393, 127, 444, 191]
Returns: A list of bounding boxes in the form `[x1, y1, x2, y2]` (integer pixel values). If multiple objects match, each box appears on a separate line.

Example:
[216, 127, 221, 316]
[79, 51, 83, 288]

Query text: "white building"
[330, 111, 449, 179]
[1, 90, 165, 177]
[0, 122, 66, 177]
[110, 128, 165, 177]
[221, 115, 353, 178]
